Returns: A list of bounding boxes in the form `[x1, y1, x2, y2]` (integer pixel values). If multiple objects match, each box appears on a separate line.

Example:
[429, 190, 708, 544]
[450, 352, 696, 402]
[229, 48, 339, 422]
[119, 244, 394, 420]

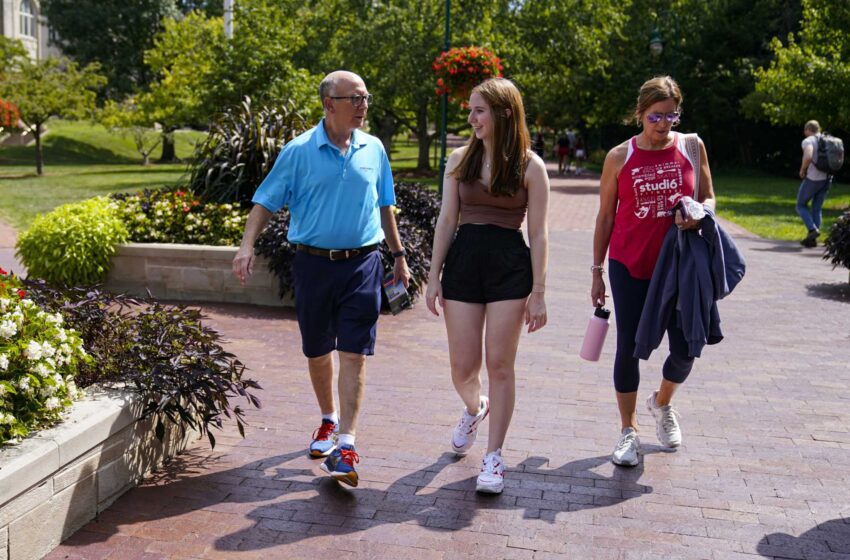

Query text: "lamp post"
[438, 0, 450, 195]
[649, 29, 663, 58]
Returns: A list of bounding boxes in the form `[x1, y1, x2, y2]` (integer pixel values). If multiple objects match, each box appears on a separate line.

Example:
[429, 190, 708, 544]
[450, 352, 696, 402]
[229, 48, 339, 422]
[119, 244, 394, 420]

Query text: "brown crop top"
[458, 179, 528, 230]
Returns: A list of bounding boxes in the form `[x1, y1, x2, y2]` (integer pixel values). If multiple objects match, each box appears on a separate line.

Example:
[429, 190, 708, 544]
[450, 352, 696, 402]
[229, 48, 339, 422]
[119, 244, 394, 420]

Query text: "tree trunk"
[158, 130, 177, 163]
[373, 112, 397, 158]
[415, 105, 432, 172]
[35, 123, 43, 176]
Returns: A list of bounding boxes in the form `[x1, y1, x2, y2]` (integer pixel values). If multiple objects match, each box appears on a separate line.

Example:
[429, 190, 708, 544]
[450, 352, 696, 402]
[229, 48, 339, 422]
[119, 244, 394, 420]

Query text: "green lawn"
[714, 168, 849, 241]
[0, 120, 204, 229]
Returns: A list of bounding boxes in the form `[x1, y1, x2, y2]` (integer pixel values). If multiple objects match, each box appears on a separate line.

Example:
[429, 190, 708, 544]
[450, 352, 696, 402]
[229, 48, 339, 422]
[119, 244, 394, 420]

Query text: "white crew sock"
[337, 433, 355, 448]
[322, 411, 339, 425]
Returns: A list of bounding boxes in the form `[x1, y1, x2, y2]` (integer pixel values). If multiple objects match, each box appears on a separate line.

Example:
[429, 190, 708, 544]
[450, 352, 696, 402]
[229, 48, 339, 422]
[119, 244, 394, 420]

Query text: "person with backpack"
[797, 120, 834, 248]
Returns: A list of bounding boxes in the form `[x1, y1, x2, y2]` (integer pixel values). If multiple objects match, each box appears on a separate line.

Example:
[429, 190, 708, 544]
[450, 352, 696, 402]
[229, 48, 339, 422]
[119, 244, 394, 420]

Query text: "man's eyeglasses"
[330, 94, 373, 107]
[646, 111, 680, 124]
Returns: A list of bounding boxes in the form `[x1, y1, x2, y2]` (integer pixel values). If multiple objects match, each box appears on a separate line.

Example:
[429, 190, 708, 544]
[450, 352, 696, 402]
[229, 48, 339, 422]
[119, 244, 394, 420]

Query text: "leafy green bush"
[188, 96, 309, 205]
[0, 272, 89, 445]
[16, 197, 128, 285]
[824, 208, 850, 278]
[255, 181, 440, 306]
[111, 188, 247, 246]
[24, 281, 262, 448]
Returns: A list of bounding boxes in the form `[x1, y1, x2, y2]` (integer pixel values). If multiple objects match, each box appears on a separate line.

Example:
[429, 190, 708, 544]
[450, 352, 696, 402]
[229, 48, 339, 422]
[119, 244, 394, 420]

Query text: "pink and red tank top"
[609, 133, 698, 279]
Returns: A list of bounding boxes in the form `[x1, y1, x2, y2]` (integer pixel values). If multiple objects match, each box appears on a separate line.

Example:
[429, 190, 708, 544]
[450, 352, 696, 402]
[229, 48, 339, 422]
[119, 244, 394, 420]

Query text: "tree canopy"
[749, 0, 850, 132]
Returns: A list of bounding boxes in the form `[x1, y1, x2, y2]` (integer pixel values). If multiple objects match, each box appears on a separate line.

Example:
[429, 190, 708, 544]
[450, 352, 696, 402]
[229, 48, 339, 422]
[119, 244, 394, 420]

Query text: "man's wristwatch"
[392, 249, 406, 259]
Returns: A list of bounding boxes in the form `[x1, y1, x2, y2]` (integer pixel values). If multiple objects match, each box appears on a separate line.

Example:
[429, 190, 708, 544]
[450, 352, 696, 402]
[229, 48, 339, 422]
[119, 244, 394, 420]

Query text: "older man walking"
[233, 71, 409, 487]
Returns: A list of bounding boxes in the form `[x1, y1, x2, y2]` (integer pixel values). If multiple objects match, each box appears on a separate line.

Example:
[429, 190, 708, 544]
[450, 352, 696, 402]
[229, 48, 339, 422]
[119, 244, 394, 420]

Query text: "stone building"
[0, 0, 60, 60]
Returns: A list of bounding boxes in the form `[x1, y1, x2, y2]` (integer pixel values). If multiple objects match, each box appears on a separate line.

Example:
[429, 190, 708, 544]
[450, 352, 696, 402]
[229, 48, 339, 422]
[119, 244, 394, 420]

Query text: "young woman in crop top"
[425, 78, 550, 494]
[591, 76, 716, 468]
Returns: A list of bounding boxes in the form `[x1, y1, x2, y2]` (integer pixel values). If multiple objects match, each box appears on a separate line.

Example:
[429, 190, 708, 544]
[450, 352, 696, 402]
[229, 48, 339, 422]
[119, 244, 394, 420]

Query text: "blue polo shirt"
[252, 119, 395, 249]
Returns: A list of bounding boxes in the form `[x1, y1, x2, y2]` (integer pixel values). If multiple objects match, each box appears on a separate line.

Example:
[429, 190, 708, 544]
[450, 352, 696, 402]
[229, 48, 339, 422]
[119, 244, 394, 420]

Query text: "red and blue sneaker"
[308, 419, 338, 458]
[319, 445, 360, 487]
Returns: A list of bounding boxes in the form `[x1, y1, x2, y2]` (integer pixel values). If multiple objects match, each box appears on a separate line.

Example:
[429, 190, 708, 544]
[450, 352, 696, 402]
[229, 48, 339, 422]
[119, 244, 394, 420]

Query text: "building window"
[20, 0, 36, 38]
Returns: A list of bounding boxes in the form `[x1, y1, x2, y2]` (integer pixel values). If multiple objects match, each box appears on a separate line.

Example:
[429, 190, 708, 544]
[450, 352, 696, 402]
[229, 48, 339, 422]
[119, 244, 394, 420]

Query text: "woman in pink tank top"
[424, 78, 550, 494]
[591, 76, 716, 467]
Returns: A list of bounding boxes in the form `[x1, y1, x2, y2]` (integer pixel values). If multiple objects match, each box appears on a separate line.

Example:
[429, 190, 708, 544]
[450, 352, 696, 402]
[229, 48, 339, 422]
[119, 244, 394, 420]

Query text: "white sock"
[322, 411, 339, 425]
[337, 433, 355, 448]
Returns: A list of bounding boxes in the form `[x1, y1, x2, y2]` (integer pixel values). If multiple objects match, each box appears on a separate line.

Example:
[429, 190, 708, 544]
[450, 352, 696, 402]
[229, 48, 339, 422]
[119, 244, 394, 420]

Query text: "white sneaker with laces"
[647, 391, 682, 448]
[612, 427, 641, 466]
[476, 449, 505, 494]
[450, 396, 490, 455]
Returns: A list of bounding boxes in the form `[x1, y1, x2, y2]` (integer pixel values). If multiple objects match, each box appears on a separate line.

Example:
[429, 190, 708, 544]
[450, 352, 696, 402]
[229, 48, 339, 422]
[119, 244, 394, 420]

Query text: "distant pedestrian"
[533, 130, 546, 158]
[573, 135, 586, 175]
[556, 131, 572, 175]
[426, 78, 550, 494]
[797, 120, 832, 248]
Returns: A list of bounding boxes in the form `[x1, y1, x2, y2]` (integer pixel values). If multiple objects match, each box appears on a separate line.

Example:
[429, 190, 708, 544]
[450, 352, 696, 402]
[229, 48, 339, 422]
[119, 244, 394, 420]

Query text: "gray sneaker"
[612, 427, 641, 466]
[647, 391, 681, 448]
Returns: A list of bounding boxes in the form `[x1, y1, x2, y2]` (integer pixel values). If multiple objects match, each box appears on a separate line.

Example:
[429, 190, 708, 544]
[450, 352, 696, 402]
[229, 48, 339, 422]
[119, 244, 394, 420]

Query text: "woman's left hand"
[675, 209, 701, 231]
[525, 292, 547, 333]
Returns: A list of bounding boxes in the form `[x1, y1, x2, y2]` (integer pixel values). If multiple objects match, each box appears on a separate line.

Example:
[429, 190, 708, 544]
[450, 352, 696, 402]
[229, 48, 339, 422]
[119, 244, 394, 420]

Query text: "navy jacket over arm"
[633, 208, 746, 360]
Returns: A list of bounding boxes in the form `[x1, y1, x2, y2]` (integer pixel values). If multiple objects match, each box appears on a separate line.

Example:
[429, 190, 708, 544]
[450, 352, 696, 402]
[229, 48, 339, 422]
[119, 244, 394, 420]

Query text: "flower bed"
[0, 386, 196, 560]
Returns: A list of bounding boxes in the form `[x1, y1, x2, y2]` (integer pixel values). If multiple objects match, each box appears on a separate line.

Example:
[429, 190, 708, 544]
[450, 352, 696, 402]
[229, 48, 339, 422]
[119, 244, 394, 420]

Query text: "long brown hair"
[452, 78, 530, 196]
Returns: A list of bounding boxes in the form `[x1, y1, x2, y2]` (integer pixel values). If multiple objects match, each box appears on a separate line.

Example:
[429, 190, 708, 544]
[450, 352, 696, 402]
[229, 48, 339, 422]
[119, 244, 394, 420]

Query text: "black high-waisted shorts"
[441, 224, 533, 304]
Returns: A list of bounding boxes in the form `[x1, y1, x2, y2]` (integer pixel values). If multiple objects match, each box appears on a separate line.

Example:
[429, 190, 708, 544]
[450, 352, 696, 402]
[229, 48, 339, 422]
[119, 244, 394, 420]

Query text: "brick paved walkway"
[29, 164, 850, 559]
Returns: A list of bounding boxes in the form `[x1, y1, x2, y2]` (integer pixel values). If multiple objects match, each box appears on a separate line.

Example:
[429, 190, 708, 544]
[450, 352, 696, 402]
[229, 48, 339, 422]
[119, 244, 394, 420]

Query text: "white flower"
[25, 340, 43, 360]
[0, 412, 15, 424]
[17, 377, 30, 391]
[32, 363, 50, 378]
[0, 320, 16, 338]
[45, 397, 60, 410]
[0, 383, 7, 397]
[52, 373, 63, 385]
[21, 299, 35, 308]
[0, 354, 8, 371]
[40, 341, 56, 358]
[46, 313, 63, 326]
[57, 329, 68, 342]
[0, 297, 9, 312]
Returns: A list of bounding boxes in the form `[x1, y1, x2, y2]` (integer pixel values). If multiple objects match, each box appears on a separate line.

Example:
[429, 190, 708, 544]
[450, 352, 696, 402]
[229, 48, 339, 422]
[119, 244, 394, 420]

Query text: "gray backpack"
[814, 133, 845, 174]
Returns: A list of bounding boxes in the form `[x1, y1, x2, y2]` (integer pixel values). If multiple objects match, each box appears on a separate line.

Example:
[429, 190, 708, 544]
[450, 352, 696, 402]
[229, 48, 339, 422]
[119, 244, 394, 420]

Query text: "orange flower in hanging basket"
[0, 99, 20, 129]
[432, 46, 503, 107]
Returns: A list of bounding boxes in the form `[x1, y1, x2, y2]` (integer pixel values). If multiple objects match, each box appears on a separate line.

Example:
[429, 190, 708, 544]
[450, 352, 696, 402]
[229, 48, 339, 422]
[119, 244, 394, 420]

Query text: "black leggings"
[608, 259, 694, 393]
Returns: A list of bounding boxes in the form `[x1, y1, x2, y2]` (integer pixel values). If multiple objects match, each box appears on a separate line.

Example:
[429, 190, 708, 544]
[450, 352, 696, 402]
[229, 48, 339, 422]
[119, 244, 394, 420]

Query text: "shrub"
[24, 281, 262, 448]
[16, 197, 128, 285]
[110, 188, 247, 246]
[824, 208, 850, 279]
[255, 181, 440, 306]
[0, 272, 89, 445]
[188, 96, 309, 205]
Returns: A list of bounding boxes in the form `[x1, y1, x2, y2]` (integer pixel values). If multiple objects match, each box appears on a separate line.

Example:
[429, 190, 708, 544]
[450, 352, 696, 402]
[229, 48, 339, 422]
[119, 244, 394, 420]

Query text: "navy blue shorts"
[292, 249, 383, 358]
[441, 224, 533, 304]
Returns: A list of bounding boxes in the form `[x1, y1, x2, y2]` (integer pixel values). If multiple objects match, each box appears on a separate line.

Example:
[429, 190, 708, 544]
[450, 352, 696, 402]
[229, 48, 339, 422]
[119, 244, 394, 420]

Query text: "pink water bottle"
[579, 306, 611, 361]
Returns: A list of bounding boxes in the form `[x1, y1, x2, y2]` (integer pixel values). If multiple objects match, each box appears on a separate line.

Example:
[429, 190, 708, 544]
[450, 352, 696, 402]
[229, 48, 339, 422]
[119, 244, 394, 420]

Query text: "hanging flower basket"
[432, 46, 503, 107]
[0, 99, 20, 130]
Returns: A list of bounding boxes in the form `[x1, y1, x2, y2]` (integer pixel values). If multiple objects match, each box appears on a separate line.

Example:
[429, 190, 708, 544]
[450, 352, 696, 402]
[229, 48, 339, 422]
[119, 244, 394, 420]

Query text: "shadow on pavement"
[62, 447, 651, 553]
[758, 518, 850, 558]
[806, 281, 850, 303]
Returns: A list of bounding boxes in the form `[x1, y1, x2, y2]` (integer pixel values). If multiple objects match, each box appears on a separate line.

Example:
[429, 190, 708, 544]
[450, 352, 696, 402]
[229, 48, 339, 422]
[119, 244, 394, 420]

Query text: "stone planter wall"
[105, 243, 290, 307]
[0, 388, 195, 560]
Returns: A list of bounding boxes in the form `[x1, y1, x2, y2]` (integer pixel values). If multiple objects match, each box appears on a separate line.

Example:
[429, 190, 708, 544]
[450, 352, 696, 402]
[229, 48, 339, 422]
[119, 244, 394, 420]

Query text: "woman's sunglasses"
[646, 112, 681, 124]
